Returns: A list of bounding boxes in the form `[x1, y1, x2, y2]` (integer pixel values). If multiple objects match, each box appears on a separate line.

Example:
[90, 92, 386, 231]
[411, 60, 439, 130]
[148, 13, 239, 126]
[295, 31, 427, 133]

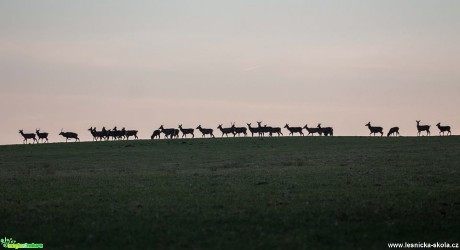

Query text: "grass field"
[1, 136, 459, 249]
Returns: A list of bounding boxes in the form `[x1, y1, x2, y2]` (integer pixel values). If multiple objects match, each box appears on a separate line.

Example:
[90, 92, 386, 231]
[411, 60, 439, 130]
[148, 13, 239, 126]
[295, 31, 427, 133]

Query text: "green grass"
[1, 136, 459, 249]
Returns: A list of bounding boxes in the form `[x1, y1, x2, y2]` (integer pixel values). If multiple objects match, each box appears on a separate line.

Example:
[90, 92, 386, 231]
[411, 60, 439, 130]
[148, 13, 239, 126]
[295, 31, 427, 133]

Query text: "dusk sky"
[1, 1, 459, 144]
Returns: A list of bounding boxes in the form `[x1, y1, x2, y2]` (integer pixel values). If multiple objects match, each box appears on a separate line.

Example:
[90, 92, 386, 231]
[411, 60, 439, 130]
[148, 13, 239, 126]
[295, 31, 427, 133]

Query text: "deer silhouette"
[196, 125, 215, 138]
[35, 129, 49, 143]
[387, 127, 400, 137]
[59, 129, 79, 142]
[436, 123, 451, 136]
[178, 124, 194, 138]
[19, 130, 38, 144]
[256, 121, 270, 136]
[284, 124, 304, 136]
[123, 127, 138, 140]
[246, 123, 261, 137]
[416, 120, 430, 136]
[217, 124, 235, 137]
[365, 122, 383, 136]
[88, 127, 106, 141]
[159, 125, 176, 139]
[317, 124, 333, 136]
[303, 124, 322, 136]
[151, 129, 161, 139]
[231, 123, 247, 137]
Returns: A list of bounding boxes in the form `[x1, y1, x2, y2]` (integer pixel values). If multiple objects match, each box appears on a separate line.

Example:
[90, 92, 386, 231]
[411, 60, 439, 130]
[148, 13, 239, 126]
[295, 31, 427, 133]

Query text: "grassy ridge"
[1, 136, 459, 249]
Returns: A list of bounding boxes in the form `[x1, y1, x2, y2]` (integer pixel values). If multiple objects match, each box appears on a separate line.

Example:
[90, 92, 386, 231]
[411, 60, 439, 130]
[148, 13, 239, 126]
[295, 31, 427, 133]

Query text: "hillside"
[1, 136, 459, 249]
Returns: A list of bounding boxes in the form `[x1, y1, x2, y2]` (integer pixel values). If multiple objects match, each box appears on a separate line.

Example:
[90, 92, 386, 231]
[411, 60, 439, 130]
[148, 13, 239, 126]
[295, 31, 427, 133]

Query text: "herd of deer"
[17, 121, 452, 144]
[365, 121, 452, 137]
[149, 122, 333, 139]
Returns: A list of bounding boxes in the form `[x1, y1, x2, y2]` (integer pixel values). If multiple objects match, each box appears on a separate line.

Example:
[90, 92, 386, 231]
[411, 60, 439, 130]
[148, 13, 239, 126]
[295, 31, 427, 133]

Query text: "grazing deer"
[196, 125, 215, 138]
[387, 127, 400, 137]
[436, 123, 451, 136]
[178, 124, 195, 138]
[365, 122, 383, 136]
[217, 124, 235, 137]
[231, 123, 247, 137]
[123, 127, 139, 140]
[303, 124, 322, 136]
[284, 124, 304, 136]
[151, 129, 161, 139]
[19, 130, 38, 144]
[317, 124, 333, 136]
[59, 129, 79, 142]
[247, 123, 261, 137]
[416, 120, 430, 136]
[159, 125, 176, 139]
[36, 129, 49, 143]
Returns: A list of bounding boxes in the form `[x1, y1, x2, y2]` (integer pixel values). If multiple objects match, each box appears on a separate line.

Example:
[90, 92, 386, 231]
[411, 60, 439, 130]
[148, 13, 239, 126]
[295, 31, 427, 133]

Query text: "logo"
[1, 237, 43, 249]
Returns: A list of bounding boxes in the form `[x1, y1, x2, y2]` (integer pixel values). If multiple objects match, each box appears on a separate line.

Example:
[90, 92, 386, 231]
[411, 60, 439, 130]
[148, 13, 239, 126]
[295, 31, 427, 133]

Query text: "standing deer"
[231, 123, 247, 137]
[36, 129, 49, 143]
[256, 121, 270, 136]
[387, 127, 400, 137]
[159, 125, 176, 139]
[436, 123, 451, 136]
[246, 123, 261, 137]
[303, 124, 322, 136]
[284, 124, 304, 136]
[196, 125, 215, 138]
[416, 120, 430, 136]
[123, 127, 139, 140]
[365, 122, 383, 136]
[59, 129, 80, 142]
[19, 130, 38, 144]
[88, 127, 106, 141]
[217, 124, 235, 137]
[317, 124, 333, 136]
[178, 124, 194, 138]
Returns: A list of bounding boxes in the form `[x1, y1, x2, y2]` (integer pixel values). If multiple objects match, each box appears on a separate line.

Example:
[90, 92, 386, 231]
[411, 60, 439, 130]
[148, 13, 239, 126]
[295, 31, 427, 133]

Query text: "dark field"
[1, 136, 459, 249]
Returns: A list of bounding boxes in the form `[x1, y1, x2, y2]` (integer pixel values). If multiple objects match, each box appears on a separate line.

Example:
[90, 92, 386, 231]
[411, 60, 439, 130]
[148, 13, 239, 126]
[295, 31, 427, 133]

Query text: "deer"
[59, 129, 79, 142]
[178, 124, 194, 138]
[246, 123, 261, 137]
[217, 124, 235, 137]
[196, 125, 215, 138]
[317, 123, 333, 136]
[416, 120, 430, 136]
[303, 124, 322, 136]
[256, 121, 270, 136]
[284, 124, 304, 136]
[436, 123, 451, 136]
[256, 121, 282, 136]
[35, 129, 49, 143]
[173, 129, 180, 139]
[111, 126, 125, 140]
[268, 125, 283, 136]
[101, 127, 110, 140]
[88, 127, 106, 141]
[159, 125, 176, 139]
[231, 123, 247, 137]
[19, 130, 38, 144]
[151, 129, 161, 139]
[387, 127, 400, 137]
[365, 122, 383, 136]
[123, 127, 138, 140]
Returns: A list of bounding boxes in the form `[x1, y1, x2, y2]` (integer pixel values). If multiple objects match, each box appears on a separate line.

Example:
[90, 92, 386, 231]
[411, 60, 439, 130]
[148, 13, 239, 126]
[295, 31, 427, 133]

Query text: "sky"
[1, 0, 459, 144]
